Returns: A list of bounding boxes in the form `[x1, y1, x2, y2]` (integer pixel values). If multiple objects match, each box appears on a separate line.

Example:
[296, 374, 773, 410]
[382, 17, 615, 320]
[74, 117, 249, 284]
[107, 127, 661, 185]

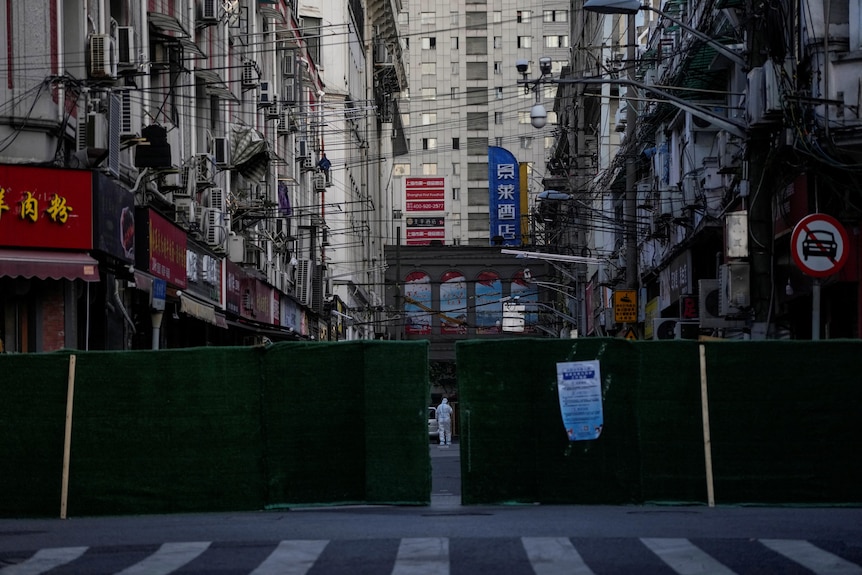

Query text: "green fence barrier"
[457, 338, 862, 506]
[0, 341, 430, 517]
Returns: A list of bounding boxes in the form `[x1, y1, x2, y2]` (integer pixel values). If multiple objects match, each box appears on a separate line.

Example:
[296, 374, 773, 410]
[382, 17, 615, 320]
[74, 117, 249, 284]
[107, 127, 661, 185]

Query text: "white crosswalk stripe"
[760, 539, 862, 575]
[1, 537, 860, 574]
[521, 537, 596, 575]
[115, 541, 211, 575]
[0, 546, 87, 575]
[391, 537, 449, 575]
[641, 537, 737, 575]
[249, 540, 330, 575]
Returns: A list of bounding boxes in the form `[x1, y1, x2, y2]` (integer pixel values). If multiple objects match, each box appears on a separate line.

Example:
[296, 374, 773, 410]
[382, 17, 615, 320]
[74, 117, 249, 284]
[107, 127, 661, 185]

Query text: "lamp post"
[582, 0, 746, 67]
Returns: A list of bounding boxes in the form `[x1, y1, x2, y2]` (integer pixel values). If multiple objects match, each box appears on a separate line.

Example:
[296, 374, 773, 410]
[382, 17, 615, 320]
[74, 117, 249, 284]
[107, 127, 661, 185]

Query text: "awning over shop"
[179, 292, 219, 325]
[0, 250, 100, 282]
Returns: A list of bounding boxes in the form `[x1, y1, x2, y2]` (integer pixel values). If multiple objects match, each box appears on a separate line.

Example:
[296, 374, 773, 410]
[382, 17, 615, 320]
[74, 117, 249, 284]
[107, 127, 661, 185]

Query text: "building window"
[451, 37, 459, 49]
[466, 87, 488, 106]
[423, 138, 438, 150]
[496, 87, 504, 100]
[518, 111, 531, 124]
[544, 35, 569, 49]
[466, 11, 487, 30]
[452, 62, 460, 75]
[452, 162, 460, 175]
[401, 113, 410, 126]
[493, 36, 502, 49]
[495, 137, 503, 146]
[466, 37, 487, 55]
[544, 136, 555, 149]
[517, 10, 531, 23]
[420, 12, 435, 25]
[393, 163, 410, 176]
[467, 138, 487, 155]
[466, 62, 488, 80]
[517, 36, 532, 49]
[450, 11, 459, 26]
[422, 37, 437, 50]
[466, 112, 487, 131]
[422, 163, 438, 175]
[543, 10, 567, 22]
[422, 88, 437, 100]
[451, 87, 458, 100]
[453, 137, 460, 149]
[452, 187, 460, 201]
[493, 61, 502, 74]
[421, 63, 436, 75]
[493, 11, 502, 23]
[421, 113, 437, 125]
[467, 164, 489, 181]
[520, 136, 533, 149]
[494, 112, 503, 124]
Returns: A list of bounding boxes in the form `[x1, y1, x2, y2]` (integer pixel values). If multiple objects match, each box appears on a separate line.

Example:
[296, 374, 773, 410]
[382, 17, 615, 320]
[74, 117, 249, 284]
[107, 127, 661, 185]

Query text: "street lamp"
[583, 0, 747, 68]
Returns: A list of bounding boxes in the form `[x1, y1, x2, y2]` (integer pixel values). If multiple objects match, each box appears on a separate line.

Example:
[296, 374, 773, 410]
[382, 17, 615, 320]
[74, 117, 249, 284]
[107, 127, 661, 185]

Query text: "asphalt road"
[1, 443, 860, 573]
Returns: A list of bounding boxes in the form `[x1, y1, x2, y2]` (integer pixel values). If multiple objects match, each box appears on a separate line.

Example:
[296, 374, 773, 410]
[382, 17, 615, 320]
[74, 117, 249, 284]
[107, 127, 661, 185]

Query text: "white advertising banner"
[557, 360, 603, 441]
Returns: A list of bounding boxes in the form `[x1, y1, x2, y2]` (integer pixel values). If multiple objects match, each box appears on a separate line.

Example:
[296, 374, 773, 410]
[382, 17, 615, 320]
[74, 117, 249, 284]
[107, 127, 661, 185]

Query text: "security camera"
[539, 57, 552, 76]
[530, 104, 548, 129]
[515, 59, 529, 74]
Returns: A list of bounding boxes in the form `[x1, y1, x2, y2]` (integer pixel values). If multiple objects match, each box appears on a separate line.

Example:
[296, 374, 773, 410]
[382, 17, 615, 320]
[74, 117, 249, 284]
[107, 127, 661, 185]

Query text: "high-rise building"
[397, 1, 572, 246]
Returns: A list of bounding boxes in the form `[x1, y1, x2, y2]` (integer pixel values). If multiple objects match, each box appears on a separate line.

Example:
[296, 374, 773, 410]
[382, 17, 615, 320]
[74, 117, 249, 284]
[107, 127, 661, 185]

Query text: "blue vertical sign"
[488, 146, 521, 246]
[557, 360, 603, 441]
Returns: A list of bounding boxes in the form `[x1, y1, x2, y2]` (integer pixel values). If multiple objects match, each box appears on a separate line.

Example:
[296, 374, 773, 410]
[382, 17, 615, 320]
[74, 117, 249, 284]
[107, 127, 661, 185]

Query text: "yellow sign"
[613, 289, 638, 324]
[624, 328, 637, 341]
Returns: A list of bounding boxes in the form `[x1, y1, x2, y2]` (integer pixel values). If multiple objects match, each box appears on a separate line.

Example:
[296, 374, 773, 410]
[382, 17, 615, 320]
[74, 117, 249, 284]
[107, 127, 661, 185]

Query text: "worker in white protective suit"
[436, 397, 454, 447]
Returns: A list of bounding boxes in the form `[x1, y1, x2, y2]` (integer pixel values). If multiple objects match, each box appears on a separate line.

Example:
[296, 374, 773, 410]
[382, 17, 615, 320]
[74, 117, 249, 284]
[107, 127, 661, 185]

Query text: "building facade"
[540, 0, 862, 340]
[0, 0, 405, 352]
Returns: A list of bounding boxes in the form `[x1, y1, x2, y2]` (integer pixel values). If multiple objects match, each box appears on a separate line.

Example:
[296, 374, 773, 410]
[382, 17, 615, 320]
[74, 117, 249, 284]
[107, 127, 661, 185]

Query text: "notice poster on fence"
[557, 360, 603, 441]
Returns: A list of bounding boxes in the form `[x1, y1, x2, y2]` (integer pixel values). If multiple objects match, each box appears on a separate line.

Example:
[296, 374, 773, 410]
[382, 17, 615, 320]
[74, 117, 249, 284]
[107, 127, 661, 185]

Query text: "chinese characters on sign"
[613, 289, 637, 324]
[488, 146, 522, 246]
[0, 166, 94, 250]
[405, 178, 446, 245]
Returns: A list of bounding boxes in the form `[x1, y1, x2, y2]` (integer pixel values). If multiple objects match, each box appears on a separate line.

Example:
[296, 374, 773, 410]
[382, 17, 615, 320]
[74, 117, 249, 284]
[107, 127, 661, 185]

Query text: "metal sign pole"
[812, 278, 821, 340]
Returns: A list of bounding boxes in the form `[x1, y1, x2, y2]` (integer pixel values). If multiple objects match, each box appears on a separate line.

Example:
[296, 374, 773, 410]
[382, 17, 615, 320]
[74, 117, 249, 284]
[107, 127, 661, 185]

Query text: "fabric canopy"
[0, 250, 100, 282]
[231, 125, 271, 182]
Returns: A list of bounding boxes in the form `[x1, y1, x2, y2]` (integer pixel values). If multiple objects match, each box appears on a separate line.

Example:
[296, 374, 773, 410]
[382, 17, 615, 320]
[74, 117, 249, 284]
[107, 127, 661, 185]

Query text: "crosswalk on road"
[1, 537, 860, 574]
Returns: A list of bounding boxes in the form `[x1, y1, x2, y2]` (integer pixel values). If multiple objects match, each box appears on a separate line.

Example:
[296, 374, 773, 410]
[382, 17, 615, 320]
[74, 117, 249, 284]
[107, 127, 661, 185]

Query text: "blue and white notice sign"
[557, 360, 603, 441]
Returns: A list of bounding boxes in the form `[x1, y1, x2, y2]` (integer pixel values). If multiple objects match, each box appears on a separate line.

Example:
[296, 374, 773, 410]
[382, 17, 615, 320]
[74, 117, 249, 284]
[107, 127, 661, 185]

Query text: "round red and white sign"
[791, 213, 849, 277]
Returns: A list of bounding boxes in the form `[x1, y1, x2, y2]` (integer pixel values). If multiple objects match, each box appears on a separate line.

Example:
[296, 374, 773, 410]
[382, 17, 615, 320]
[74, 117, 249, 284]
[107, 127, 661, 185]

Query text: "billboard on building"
[488, 146, 522, 246]
[405, 178, 445, 245]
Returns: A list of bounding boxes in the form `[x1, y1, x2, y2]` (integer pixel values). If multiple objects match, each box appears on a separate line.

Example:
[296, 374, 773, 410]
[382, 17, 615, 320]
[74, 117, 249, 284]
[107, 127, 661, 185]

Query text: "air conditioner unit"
[313, 173, 327, 192]
[277, 107, 293, 134]
[265, 99, 280, 120]
[301, 156, 314, 171]
[228, 234, 245, 263]
[297, 138, 309, 159]
[195, 153, 214, 185]
[699, 279, 746, 330]
[150, 42, 171, 68]
[77, 111, 108, 150]
[258, 81, 274, 107]
[207, 187, 225, 211]
[242, 61, 259, 88]
[174, 196, 197, 226]
[652, 318, 699, 340]
[202, 209, 226, 249]
[719, 263, 751, 316]
[89, 34, 117, 79]
[200, 0, 220, 21]
[115, 26, 136, 69]
[295, 258, 313, 305]
[213, 136, 229, 166]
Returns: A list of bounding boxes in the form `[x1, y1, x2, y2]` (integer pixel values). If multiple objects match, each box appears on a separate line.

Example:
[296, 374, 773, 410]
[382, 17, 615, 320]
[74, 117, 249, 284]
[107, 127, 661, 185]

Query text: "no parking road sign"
[791, 213, 849, 277]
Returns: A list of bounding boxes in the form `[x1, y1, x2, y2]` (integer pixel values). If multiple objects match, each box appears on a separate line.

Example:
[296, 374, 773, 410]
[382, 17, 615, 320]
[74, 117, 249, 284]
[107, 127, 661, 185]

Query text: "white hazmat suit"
[436, 398, 454, 446]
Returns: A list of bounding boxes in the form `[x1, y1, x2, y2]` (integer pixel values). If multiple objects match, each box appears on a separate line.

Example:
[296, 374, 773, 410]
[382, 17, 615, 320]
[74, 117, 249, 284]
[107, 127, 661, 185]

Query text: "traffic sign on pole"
[790, 213, 848, 278]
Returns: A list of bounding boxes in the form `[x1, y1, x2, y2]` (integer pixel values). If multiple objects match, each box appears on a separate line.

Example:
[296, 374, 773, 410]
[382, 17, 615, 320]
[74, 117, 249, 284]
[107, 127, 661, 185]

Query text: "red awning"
[0, 250, 100, 282]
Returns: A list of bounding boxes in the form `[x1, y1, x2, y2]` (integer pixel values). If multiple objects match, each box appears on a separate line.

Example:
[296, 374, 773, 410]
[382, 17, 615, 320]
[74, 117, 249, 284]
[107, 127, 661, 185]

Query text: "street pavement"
[1, 442, 861, 574]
